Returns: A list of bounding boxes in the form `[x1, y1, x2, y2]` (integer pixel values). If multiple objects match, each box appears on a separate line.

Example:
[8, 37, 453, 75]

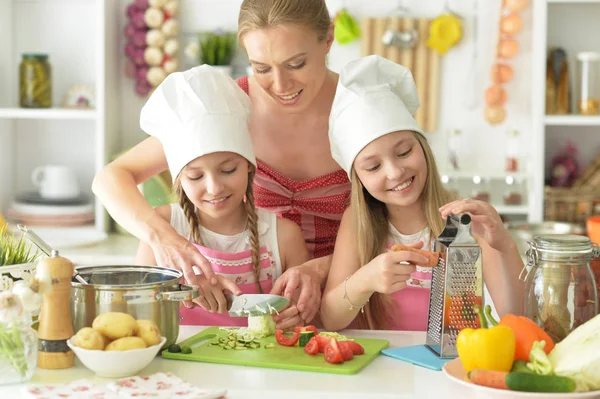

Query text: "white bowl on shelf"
[67, 336, 166, 378]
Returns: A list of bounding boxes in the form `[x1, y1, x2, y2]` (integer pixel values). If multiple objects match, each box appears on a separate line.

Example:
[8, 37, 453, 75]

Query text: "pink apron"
[179, 243, 275, 326]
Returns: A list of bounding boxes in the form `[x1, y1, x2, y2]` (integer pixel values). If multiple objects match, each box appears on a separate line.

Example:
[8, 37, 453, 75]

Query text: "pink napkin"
[107, 372, 227, 398]
[22, 379, 120, 399]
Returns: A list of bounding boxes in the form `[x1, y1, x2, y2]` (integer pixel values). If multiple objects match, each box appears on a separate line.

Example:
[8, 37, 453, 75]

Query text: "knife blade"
[225, 294, 290, 317]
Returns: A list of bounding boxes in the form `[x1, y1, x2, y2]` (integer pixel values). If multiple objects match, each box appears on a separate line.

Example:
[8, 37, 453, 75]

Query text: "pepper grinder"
[18, 225, 75, 369]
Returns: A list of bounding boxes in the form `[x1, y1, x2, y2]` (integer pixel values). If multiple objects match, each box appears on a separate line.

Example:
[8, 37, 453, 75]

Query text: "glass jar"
[505, 129, 520, 173]
[521, 235, 600, 343]
[0, 321, 38, 384]
[576, 52, 600, 115]
[19, 54, 52, 108]
[447, 128, 462, 171]
[471, 176, 491, 203]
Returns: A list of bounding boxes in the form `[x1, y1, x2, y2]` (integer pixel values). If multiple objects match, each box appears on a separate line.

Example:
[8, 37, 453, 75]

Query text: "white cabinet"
[531, 0, 600, 222]
[0, 0, 120, 238]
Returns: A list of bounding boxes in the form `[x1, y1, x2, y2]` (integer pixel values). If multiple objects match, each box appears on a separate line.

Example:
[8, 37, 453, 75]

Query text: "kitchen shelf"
[494, 205, 529, 215]
[439, 171, 529, 180]
[548, 0, 600, 3]
[545, 115, 600, 126]
[0, 107, 97, 120]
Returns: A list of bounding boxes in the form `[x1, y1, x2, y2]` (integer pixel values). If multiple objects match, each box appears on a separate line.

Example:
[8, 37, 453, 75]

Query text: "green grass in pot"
[198, 31, 237, 66]
[0, 225, 42, 266]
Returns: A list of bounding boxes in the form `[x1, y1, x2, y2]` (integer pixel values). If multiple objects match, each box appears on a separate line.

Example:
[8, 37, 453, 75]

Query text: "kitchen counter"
[1, 326, 470, 399]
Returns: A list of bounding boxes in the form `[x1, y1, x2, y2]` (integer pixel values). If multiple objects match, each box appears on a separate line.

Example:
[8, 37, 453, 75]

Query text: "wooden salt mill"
[19, 225, 75, 369]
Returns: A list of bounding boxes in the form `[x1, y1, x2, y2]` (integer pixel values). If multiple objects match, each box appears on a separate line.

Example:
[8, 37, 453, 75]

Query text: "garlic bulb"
[164, 0, 179, 17]
[147, 67, 167, 86]
[146, 29, 165, 47]
[144, 7, 164, 29]
[163, 59, 179, 74]
[144, 46, 164, 66]
[165, 39, 180, 57]
[11, 281, 42, 313]
[161, 19, 179, 37]
[0, 292, 23, 324]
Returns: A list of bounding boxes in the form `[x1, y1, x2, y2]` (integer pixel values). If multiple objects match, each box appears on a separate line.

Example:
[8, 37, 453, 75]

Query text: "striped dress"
[237, 77, 351, 258]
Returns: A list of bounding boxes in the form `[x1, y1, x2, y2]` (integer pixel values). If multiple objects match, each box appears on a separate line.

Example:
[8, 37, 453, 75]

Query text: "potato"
[92, 312, 138, 340]
[105, 336, 147, 351]
[136, 320, 161, 347]
[73, 327, 107, 350]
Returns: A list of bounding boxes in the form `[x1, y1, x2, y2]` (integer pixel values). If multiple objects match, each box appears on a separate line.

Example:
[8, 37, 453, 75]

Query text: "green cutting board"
[161, 327, 389, 375]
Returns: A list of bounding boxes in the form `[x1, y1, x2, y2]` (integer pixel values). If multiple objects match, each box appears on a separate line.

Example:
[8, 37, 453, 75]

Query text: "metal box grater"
[425, 213, 483, 358]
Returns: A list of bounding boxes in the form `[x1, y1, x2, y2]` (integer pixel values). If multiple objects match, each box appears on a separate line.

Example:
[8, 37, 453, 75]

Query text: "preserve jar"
[576, 52, 600, 115]
[19, 54, 52, 108]
[521, 235, 600, 342]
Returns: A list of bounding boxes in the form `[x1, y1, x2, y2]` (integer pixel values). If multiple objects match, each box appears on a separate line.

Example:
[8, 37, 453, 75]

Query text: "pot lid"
[71, 265, 182, 289]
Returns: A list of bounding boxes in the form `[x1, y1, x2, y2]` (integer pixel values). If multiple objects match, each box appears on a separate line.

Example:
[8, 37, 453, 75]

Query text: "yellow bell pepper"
[456, 305, 516, 373]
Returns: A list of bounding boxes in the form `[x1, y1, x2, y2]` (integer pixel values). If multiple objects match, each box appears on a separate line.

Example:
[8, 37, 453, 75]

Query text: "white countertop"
[1, 326, 470, 399]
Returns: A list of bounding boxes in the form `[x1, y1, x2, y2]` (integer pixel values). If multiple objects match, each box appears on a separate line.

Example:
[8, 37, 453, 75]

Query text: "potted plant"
[185, 30, 237, 76]
[0, 225, 42, 289]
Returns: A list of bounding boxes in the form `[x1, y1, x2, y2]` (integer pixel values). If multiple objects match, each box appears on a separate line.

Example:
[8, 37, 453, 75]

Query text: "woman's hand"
[272, 302, 303, 331]
[270, 266, 321, 324]
[184, 275, 242, 313]
[150, 232, 219, 306]
[439, 199, 514, 251]
[361, 248, 427, 295]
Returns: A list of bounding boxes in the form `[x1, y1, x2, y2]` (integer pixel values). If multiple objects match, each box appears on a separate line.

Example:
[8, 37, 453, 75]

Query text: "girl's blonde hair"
[174, 166, 263, 293]
[238, 0, 331, 44]
[351, 132, 456, 330]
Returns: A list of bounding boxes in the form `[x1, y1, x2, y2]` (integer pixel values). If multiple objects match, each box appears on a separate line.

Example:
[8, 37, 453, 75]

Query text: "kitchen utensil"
[71, 265, 199, 348]
[18, 224, 87, 284]
[162, 327, 389, 375]
[521, 235, 599, 343]
[382, 27, 418, 50]
[425, 213, 482, 358]
[19, 225, 76, 369]
[31, 164, 80, 200]
[226, 293, 290, 317]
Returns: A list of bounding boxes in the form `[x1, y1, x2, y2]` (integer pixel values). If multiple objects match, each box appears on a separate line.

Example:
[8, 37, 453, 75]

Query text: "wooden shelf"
[545, 115, 600, 126]
[0, 107, 97, 120]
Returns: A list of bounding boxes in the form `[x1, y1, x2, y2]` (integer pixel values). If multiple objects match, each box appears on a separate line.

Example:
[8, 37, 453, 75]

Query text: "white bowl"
[67, 336, 167, 378]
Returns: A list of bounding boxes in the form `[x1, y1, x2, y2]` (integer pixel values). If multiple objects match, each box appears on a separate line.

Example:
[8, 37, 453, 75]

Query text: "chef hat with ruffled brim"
[329, 55, 425, 177]
[140, 65, 255, 183]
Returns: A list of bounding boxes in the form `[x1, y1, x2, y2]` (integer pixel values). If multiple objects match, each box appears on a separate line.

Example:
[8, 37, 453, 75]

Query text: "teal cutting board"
[162, 327, 389, 375]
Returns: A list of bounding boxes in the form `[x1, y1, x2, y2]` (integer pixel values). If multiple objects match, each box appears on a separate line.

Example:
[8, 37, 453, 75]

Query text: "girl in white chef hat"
[136, 65, 309, 328]
[320, 55, 524, 331]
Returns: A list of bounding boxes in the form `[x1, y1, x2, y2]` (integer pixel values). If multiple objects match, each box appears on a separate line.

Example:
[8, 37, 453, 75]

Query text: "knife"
[225, 294, 290, 317]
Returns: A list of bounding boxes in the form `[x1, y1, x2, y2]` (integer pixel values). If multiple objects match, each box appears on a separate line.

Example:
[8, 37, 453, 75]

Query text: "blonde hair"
[238, 0, 331, 44]
[174, 167, 263, 294]
[351, 132, 456, 329]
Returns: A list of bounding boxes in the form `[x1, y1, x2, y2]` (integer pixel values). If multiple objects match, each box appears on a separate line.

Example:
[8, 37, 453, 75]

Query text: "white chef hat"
[140, 65, 255, 182]
[329, 55, 425, 177]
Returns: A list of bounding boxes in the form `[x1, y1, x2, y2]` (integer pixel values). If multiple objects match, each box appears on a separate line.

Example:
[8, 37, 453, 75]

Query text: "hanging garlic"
[0, 291, 23, 324]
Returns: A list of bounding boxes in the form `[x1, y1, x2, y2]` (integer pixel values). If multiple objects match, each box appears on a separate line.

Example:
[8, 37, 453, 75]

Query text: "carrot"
[467, 369, 509, 390]
[390, 244, 440, 267]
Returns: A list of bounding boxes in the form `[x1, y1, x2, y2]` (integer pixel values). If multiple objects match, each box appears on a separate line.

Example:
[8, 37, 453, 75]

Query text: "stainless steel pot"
[71, 265, 199, 348]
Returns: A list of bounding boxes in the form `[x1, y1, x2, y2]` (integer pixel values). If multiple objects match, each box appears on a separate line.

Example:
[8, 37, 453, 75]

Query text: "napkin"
[107, 372, 227, 399]
[23, 379, 120, 399]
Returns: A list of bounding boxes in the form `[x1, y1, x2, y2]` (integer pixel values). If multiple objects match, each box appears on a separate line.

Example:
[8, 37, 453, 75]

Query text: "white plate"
[10, 201, 94, 216]
[442, 358, 600, 398]
[8, 225, 108, 249]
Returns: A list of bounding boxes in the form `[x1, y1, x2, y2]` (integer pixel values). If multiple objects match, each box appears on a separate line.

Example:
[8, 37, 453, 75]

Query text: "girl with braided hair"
[136, 65, 309, 328]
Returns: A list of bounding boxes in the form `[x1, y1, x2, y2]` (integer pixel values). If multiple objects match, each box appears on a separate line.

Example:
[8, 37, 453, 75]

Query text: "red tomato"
[294, 325, 319, 335]
[315, 335, 333, 353]
[341, 340, 364, 355]
[324, 339, 344, 364]
[338, 341, 354, 361]
[304, 337, 319, 355]
[275, 329, 299, 346]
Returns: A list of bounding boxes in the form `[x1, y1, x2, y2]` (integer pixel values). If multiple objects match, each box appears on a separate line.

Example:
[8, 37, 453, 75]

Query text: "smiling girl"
[135, 65, 309, 328]
[320, 55, 525, 331]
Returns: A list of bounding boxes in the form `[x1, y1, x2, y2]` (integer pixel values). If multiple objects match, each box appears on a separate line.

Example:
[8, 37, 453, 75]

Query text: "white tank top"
[169, 205, 283, 280]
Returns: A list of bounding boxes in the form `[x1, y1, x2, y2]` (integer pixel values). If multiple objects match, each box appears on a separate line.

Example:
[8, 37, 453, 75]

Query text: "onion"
[125, 42, 137, 58]
[136, 78, 152, 96]
[164, 0, 179, 17]
[144, 46, 164, 66]
[484, 106, 506, 125]
[136, 66, 150, 81]
[500, 13, 523, 35]
[485, 85, 508, 106]
[146, 29, 165, 47]
[132, 30, 147, 48]
[161, 19, 179, 37]
[132, 11, 147, 30]
[124, 23, 137, 38]
[147, 66, 167, 86]
[504, 0, 528, 12]
[133, 48, 146, 66]
[163, 59, 179, 74]
[164, 39, 180, 56]
[144, 7, 164, 29]
[135, 0, 149, 11]
[126, 3, 139, 19]
[490, 63, 514, 84]
[497, 39, 519, 59]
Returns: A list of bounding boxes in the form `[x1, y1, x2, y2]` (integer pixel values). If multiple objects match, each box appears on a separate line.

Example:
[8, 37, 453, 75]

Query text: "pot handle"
[157, 284, 199, 301]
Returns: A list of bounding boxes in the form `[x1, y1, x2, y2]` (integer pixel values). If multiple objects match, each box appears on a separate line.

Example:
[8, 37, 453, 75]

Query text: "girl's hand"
[362, 248, 427, 295]
[187, 275, 242, 313]
[439, 199, 513, 251]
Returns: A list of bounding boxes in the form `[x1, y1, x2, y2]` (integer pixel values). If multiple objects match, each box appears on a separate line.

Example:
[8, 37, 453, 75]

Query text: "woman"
[92, 0, 345, 327]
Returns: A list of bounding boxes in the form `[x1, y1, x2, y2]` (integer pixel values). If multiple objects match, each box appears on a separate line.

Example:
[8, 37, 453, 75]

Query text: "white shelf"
[548, 0, 600, 3]
[0, 107, 97, 120]
[439, 170, 529, 180]
[494, 205, 529, 215]
[545, 115, 600, 126]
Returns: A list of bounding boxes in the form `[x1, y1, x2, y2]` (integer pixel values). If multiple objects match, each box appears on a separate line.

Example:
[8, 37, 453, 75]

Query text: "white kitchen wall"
[116, 0, 533, 178]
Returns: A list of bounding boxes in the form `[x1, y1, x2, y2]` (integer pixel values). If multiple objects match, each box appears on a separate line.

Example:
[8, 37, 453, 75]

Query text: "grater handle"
[448, 213, 471, 225]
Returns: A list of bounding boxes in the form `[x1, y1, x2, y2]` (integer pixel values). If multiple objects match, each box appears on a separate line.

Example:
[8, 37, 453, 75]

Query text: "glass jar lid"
[22, 53, 48, 60]
[530, 234, 594, 261]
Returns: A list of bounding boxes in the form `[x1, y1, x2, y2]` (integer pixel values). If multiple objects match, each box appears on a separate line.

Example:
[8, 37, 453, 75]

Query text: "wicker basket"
[544, 186, 600, 225]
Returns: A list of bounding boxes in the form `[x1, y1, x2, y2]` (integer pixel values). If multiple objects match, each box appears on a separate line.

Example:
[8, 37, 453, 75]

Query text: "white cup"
[31, 165, 80, 199]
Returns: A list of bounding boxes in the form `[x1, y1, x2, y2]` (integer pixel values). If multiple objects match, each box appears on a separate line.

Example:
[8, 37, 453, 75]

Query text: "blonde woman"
[320, 56, 524, 331]
[135, 65, 309, 328]
[93, 0, 344, 327]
